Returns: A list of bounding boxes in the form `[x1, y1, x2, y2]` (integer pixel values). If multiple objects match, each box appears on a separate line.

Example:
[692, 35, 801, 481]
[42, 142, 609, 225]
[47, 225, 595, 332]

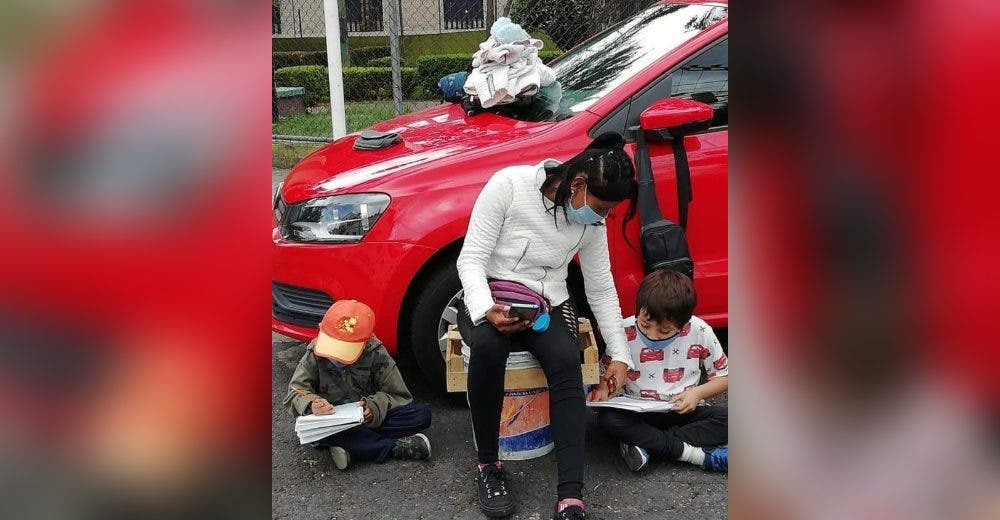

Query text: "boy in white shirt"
[589, 269, 729, 472]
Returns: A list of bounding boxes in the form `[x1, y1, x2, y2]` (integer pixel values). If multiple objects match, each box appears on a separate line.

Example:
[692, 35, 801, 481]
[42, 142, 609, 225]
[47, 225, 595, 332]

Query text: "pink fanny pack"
[488, 279, 551, 332]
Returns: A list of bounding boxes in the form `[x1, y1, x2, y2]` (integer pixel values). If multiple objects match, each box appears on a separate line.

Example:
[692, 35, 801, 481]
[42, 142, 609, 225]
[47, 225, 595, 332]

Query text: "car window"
[492, 3, 727, 123]
[667, 38, 728, 127]
[595, 37, 729, 138]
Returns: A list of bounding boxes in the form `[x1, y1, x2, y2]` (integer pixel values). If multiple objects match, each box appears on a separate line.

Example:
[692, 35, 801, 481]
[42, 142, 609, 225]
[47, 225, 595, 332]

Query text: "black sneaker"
[619, 442, 650, 472]
[476, 463, 515, 517]
[328, 446, 351, 470]
[391, 433, 431, 460]
[551, 505, 587, 520]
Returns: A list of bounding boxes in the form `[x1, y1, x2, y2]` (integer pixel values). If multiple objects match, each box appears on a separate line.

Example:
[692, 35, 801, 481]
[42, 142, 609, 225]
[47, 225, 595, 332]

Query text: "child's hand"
[668, 388, 701, 414]
[603, 361, 629, 395]
[587, 381, 611, 402]
[360, 399, 374, 424]
[311, 398, 335, 415]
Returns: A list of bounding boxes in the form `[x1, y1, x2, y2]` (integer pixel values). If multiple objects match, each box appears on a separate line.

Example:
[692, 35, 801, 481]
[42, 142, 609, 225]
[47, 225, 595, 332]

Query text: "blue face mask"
[638, 327, 678, 350]
[566, 185, 604, 225]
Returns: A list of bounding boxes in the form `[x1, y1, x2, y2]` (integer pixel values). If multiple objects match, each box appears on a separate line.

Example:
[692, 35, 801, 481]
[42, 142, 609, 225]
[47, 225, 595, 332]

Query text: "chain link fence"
[272, 0, 659, 142]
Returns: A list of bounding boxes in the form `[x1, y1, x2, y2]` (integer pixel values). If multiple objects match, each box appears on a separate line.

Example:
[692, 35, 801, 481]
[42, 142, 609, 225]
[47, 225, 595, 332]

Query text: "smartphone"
[504, 302, 539, 322]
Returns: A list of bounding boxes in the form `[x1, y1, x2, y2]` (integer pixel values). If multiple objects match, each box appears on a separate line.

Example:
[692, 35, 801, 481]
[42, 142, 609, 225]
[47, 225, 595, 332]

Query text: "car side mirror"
[639, 98, 713, 138]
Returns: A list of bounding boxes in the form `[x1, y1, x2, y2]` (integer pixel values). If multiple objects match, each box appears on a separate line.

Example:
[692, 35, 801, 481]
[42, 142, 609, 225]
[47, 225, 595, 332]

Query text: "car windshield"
[491, 3, 727, 123]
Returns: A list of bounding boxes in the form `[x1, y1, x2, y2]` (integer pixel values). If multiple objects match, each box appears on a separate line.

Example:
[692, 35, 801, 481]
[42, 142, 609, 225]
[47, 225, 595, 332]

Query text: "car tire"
[409, 260, 464, 389]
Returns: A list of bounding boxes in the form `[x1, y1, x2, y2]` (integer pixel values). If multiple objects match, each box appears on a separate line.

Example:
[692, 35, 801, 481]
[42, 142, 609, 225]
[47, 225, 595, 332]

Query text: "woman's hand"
[668, 387, 702, 414]
[486, 303, 532, 334]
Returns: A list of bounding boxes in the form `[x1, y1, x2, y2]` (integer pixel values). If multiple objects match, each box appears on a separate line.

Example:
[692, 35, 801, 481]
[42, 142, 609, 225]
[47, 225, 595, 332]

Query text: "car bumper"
[271, 228, 437, 355]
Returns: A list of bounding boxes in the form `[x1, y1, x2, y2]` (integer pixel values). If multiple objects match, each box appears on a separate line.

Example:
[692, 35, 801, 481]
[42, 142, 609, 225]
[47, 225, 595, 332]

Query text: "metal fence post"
[388, 0, 404, 116]
[486, 0, 497, 28]
[324, 0, 348, 138]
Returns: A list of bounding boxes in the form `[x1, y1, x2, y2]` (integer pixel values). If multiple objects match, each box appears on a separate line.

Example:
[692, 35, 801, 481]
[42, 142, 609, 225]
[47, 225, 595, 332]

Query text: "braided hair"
[541, 132, 638, 246]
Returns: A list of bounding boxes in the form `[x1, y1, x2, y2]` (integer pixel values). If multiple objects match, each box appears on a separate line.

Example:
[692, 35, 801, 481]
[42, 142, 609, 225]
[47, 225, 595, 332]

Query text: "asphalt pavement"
[271, 332, 728, 520]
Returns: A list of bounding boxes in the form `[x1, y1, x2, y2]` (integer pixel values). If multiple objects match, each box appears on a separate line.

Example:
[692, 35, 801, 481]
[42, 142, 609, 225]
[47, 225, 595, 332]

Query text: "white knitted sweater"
[456, 159, 633, 368]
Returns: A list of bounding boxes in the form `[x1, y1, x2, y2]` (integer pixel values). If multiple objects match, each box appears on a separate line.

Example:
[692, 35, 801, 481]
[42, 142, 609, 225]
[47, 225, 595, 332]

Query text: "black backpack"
[633, 124, 695, 278]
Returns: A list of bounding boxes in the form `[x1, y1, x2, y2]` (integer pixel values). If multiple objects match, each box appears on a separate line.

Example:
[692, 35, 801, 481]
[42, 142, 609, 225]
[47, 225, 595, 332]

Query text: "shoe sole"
[620, 444, 647, 472]
[330, 448, 350, 470]
[415, 433, 431, 459]
[478, 502, 516, 518]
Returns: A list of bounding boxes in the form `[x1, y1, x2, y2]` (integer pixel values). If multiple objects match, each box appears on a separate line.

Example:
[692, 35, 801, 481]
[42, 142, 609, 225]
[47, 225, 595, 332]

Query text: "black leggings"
[458, 300, 585, 501]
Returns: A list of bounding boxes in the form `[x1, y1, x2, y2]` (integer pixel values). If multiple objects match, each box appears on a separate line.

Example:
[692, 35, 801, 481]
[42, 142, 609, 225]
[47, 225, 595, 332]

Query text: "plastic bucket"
[497, 386, 553, 460]
[463, 344, 554, 460]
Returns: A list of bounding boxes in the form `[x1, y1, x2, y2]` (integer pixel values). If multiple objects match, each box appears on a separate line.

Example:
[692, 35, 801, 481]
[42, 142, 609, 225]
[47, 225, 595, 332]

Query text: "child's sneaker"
[329, 446, 351, 470]
[551, 505, 587, 519]
[476, 462, 515, 517]
[391, 433, 431, 460]
[701, 445, 728, 472]
[619, 442, 650, 472]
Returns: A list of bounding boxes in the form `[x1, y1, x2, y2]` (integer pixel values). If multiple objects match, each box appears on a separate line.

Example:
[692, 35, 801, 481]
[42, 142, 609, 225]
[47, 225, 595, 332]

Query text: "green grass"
[272, 142, 322, 169]
[273, 111, 332, 137]
[272, 101, 428, 138]
[271, 101, 425, 168]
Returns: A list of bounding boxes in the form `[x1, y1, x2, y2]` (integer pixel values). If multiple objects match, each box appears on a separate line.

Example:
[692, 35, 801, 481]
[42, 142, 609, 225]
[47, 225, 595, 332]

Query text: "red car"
[273, 1, 729, 385]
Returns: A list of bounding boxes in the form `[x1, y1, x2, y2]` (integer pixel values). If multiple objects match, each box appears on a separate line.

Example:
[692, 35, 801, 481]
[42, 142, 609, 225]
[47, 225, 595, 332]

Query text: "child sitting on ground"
[589, 269, 728, 472]
[284, 300, 432, 470]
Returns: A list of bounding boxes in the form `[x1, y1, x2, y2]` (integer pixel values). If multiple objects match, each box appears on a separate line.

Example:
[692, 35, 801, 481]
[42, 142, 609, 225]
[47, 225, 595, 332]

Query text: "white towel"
[464, 36, 554, 108]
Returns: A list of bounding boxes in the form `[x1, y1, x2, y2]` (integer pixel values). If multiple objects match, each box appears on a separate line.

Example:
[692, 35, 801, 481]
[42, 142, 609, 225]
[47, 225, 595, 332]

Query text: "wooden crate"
[445, 318, 600, 392]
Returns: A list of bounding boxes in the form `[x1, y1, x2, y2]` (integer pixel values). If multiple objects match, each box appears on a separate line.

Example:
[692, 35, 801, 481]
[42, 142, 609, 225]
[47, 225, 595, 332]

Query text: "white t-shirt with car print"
[604, 315, 729, 401]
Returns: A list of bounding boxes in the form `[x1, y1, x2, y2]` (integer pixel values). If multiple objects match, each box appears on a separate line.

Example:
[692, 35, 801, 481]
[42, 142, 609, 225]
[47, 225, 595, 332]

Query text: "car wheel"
[409, 261, 464, 389]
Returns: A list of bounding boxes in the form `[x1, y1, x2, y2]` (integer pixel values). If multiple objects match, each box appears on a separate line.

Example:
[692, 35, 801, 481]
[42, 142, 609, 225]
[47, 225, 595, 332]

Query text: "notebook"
[294, 403, 365, 444]
[586, 396, 678, 413]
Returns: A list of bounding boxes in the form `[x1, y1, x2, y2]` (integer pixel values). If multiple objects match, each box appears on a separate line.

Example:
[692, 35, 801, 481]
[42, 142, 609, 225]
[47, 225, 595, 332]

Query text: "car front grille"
[272, 281, 334, 328]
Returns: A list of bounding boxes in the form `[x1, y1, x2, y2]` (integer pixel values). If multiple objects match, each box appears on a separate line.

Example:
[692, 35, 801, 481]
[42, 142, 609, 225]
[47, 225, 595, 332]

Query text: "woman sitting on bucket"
[456, 133, 638, 519]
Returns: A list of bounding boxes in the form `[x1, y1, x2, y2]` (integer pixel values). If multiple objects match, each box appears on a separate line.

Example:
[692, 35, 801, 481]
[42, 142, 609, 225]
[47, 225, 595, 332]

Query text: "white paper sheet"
[586, 396, 678, 413]
[294, 403, 364, 444]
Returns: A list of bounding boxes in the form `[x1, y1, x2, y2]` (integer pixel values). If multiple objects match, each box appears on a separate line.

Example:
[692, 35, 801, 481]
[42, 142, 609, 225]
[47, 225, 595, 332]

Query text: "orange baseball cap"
[314, 300, 375, 364]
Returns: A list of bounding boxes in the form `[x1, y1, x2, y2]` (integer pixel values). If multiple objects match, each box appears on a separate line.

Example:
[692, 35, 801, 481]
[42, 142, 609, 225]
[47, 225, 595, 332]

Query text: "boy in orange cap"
[284, 300, 432, 470]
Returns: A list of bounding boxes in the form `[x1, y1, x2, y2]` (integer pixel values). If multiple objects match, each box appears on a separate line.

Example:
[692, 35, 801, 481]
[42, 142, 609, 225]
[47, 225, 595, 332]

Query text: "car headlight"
[272, 181, 284, 222]
[279, 193, 391, 243]
[272, 181, 283, 210]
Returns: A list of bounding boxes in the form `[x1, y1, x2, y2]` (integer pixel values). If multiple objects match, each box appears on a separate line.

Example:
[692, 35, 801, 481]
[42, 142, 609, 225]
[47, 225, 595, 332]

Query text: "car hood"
[281, 103, 554, 203]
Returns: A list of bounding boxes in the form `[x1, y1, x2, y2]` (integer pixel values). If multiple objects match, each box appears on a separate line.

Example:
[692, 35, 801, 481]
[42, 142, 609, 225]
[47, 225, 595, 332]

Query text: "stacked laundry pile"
[463, 17, 556, 108]
[461, 341, 541, 372]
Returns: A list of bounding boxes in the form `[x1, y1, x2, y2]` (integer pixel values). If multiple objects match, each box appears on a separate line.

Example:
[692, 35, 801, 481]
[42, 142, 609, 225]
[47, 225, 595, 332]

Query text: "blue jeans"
[314, 402, 432, 462]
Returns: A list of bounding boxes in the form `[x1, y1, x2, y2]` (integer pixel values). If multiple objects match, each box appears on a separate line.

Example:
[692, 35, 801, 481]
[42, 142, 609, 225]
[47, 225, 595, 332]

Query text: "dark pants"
[459, 301, 586, 501]
[596, 405, 727, 459]
[315, 402, 432, 462]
